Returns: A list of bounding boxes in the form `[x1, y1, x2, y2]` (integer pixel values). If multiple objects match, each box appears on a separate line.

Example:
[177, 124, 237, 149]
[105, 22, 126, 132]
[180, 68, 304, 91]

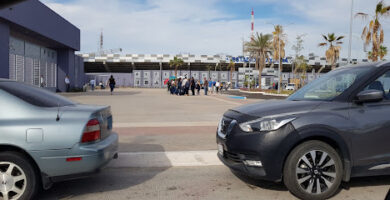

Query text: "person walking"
[208, 78, 213, 94]
[213, 80, 216, 94]
[40, 75, 45, 87]
[90, 79, 95, 91]
[65, 75, 70, 92]
[196, 80, 201, 95]
[204, 78, 208, 95]
[109, 75, 116, 95]
[190, 77, 195, 96]
[215, 80, 220, 94]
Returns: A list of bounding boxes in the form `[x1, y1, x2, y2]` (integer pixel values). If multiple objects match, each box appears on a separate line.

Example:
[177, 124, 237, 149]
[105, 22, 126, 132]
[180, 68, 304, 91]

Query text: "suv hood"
[231, 100, 322, 118]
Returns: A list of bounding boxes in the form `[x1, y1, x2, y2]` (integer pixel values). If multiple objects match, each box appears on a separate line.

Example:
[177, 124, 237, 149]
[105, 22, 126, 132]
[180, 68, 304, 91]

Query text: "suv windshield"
[0, 81, 75, 107]
[288, 67, 373, 101]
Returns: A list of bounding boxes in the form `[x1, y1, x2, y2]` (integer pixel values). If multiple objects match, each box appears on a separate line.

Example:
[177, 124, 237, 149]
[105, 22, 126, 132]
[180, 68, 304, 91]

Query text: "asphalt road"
[40, 166, 390, 200]
[41, 88, 390, 200]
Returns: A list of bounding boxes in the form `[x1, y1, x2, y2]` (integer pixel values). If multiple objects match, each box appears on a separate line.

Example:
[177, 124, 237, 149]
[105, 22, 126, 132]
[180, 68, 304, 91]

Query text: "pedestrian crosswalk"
[109, 150, 222, 168]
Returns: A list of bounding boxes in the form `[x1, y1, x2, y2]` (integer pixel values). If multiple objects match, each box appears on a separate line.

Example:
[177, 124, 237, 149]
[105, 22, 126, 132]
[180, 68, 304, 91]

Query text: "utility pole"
[98, 29, 103, 56]
[278, 32, 282, 94]
[348, 0, 354, 64]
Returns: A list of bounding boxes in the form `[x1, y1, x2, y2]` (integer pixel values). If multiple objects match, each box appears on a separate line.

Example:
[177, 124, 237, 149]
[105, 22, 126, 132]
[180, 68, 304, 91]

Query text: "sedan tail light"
[81, 119, 101, 143]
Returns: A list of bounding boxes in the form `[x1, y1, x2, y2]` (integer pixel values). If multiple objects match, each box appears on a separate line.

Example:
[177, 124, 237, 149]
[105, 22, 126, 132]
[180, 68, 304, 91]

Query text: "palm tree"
[318, 33, 344, 71]
[379, 45, 387, 60]
[369, 45, 388, 60]
[272, 25, 286, 87]
[227, 60, 235, 82]
[169, 56, 184, 78]
[356, 0, 390, 61]
[244, 32, 273, 88]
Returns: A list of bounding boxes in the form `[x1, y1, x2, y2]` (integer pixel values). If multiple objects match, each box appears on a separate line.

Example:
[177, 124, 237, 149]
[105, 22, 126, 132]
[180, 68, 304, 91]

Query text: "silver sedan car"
[0, 79, 118, 200]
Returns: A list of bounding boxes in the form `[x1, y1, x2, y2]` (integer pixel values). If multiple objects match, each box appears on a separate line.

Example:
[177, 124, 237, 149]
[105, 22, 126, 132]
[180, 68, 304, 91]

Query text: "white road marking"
[114, 121, 218, 128]
[205, 95, 243, 106]
[109, 150, 223, 168]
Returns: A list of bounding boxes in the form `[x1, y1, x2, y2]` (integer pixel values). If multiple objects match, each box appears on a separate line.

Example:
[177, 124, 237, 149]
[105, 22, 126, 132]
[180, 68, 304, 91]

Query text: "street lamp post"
[348, 0, 354, 64]
[278, 33, 281, 94]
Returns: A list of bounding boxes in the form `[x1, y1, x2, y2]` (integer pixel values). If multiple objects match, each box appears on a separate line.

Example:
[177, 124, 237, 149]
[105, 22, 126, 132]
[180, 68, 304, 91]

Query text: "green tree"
[356, 0, 390, 61]
[318, 33, 344, 71]
[369, 45, 388, 60]
[293, 55, 309, 87]
[379, 45, 388, 60]
[169, 56, 184, 78]
[244, 32, 273, 88]
[292, 34, 305, 79]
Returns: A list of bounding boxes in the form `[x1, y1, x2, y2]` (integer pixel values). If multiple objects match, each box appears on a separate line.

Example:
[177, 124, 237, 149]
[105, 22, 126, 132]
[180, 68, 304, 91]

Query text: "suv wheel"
[0, 151, 39, 200]
[283, 140, 343, 200]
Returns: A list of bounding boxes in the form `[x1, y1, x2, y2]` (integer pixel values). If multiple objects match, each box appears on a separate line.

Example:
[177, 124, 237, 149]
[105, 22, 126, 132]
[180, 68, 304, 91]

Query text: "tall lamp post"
[348, 0, 354, 64]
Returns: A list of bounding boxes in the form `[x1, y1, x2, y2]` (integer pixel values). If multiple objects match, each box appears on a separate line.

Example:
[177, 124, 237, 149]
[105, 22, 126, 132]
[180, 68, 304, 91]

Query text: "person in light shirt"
[65, 75, 70, 92]
[215, 80, 220, 94]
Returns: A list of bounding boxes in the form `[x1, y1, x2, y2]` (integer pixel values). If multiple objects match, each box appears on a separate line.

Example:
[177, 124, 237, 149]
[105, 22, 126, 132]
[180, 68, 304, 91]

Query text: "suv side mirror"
[355, 89, 383, 103]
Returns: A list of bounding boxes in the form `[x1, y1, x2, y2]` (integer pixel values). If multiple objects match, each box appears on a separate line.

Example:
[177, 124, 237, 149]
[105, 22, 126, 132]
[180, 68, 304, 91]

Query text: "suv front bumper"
[217, 119, 299, 182]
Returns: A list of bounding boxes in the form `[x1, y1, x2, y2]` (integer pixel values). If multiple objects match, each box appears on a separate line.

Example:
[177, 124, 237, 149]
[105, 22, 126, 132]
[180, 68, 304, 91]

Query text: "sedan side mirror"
[355, 89, 383, 103]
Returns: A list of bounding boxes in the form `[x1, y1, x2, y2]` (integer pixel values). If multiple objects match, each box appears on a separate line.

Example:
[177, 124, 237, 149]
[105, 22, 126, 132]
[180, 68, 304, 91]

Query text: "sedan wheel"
[0, 152, 38, 200]
[0, 162, 27, 200]
[284, 141, 343, 200]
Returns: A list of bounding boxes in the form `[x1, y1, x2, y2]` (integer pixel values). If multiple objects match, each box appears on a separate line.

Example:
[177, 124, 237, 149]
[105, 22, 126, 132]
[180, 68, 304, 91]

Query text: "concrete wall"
[87, 71, 240, 88]
[56, 50, 85, 91]
[0, 0, 83, 92]
[0, 0, 80, 50]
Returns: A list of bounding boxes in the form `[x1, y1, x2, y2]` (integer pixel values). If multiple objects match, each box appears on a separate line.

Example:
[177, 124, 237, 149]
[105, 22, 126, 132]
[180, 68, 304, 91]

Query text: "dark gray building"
[0, 0, 84, 92]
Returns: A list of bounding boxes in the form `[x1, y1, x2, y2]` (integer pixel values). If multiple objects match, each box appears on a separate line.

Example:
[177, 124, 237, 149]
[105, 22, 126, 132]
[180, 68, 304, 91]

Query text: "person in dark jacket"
[190, 77, 196, 96]
[177, 78, 182, 95]
[196, 80, 201, 95]
[183, 78, 190, 96]
[167, 80, 171, 92]
[109, 75, 116, 95]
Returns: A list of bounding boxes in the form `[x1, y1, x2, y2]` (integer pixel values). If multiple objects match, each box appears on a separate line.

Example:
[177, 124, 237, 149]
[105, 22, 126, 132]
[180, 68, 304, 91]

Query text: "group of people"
[168, 77, 200, 96]
[167, 77, 230, 96]
[89, 75, 117, 95]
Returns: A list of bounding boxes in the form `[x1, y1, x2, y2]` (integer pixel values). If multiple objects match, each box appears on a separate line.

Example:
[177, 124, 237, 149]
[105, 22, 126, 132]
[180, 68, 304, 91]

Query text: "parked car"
[285, 83, 296, 91]
[0, 80, 118, 200]
[217, 62, 390, 200]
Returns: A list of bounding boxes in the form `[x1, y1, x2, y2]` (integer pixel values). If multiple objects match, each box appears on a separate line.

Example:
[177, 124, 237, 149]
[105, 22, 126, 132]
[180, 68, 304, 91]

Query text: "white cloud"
[42, 0, 390, 59]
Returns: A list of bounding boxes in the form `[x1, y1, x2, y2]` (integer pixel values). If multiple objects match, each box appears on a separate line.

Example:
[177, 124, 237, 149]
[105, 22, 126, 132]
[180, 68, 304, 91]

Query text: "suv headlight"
[239, 117, 296, 132]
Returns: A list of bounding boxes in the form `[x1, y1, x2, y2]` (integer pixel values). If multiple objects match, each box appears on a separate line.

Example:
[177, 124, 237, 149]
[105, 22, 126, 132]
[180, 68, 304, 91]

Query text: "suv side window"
[363, 70, 390, 100]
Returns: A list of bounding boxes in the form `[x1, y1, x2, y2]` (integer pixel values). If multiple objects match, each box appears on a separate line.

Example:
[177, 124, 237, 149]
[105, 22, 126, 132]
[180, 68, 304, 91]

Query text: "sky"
[41, 0, 390, 59]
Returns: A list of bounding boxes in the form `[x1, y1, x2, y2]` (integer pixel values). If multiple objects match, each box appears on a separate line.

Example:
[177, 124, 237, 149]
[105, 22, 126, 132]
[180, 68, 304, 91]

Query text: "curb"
[239, 90, 289, 97]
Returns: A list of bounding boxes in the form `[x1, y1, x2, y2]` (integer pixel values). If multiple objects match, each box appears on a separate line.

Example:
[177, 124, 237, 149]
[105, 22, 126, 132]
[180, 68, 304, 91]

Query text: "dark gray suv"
[217, 62, 390, 200]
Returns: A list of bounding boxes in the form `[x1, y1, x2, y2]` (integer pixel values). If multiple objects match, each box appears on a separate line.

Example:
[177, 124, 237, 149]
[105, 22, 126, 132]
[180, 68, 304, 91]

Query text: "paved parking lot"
[39, 88, 390, 200]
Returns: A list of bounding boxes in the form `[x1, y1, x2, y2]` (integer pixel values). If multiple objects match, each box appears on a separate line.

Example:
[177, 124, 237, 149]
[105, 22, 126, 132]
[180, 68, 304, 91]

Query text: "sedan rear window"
[0, 81, 75, 107]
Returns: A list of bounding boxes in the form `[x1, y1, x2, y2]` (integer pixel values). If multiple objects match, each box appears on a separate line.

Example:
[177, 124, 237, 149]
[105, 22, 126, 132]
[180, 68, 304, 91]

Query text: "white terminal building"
[80, 53, 371, 88]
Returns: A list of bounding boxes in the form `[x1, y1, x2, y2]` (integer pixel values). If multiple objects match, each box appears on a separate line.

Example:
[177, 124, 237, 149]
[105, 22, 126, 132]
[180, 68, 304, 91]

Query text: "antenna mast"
[98, 29, 103, 56]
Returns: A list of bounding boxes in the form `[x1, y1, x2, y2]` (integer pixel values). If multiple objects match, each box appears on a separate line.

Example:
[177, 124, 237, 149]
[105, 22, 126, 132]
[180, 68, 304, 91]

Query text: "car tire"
[283, 140, 343, 200]
[0, 151, 39, 200]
